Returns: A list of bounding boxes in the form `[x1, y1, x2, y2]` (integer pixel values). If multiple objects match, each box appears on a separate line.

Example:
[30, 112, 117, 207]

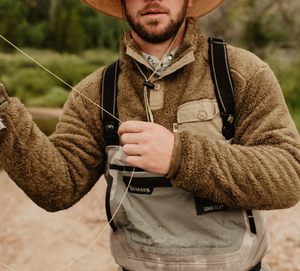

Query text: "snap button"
[154, 84, 161, 90]
[198, 111, 207, 120]
[105, 124, 115, 131]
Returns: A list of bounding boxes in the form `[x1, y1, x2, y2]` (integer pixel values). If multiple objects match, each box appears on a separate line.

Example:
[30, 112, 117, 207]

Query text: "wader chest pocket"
[176, 99, 225, 141]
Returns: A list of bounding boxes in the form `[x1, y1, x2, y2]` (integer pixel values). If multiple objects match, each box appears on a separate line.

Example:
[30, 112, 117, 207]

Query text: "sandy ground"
[0, 171, 118, 271]
[0, 108, 300, 271]
[1, 169, 300, 271]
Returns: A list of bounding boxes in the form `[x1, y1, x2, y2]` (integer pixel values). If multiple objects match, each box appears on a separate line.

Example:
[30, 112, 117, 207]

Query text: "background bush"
[26, 87, 70, 107]
[0, 48, 119, 107]
[0, 0, 300, 130]
[0, 0, 129, 53]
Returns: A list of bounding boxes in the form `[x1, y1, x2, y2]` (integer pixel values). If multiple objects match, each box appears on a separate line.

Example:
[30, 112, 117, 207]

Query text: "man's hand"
[118, 121, 175, 175]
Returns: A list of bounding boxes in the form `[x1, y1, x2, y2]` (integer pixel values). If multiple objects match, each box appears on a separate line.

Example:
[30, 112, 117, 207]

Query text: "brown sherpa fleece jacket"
[0, 18, 300, 212]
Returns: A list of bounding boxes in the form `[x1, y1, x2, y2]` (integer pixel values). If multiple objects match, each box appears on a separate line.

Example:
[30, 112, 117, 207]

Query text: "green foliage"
[64, 8, 86, 53]
[26, 87, 70, 107]
[33, 118, 59, 136]
[54, 8, 68, 52]
[242, 18, 270, 50]
[0, 3, 22, 52]
[278, 55, 300, 110]
[0, 0, 299, 133]
[0, 48, 119, 107]
[199, 0, 300, 57]
[0, 0, 125, 53]
[22, 22, 50, 48]
[290, 110, 300, 133]
[263, 49, 300, 131]
[5, 68, 56, 100]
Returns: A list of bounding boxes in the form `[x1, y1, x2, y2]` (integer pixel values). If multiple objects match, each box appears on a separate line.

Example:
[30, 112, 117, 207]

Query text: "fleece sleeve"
[0, 68, 107, 212]
[170, 65, 300, 211]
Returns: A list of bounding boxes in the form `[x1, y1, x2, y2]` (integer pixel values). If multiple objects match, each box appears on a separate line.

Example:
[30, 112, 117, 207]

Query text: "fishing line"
[0, 34, 135, 271]
[0, 169, 133, 271]
[54, 167, 135, 271]
[0, 35, 123, 124]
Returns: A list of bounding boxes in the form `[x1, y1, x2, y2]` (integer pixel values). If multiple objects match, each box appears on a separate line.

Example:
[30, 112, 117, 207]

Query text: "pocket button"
[198, 110, 207, 120]
[154, 84, 161, 90]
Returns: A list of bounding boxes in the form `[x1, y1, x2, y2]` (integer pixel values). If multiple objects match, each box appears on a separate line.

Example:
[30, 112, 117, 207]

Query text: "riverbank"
[27, 107, 64, 120]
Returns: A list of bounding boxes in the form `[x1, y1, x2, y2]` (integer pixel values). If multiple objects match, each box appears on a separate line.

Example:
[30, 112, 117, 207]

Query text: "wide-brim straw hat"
[81, 0, 226, 19]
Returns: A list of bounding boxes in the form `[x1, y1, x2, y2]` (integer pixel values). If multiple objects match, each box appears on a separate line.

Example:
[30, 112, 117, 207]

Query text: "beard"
[123, 0, 189, 44]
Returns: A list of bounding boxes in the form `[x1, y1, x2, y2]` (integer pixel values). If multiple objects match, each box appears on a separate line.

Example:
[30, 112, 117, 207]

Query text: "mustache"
[138, 2, 170, 15]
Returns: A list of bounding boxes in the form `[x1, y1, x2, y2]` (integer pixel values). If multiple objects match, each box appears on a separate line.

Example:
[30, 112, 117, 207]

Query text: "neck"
[131, 21, 187, 60]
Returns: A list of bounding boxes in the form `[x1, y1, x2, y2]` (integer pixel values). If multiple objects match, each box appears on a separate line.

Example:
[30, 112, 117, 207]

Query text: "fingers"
[119, 120, 153, 146]
[123, 143, 142, 156]
[126, 155, 146, 169]
[117, 120, 174, 175]
[120, 132, 141, 145]
[118, 120, 151, 136]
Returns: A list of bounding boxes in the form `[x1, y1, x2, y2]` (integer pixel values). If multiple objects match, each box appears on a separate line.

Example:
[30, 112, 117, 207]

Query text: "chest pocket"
[177, 99, 225, 141]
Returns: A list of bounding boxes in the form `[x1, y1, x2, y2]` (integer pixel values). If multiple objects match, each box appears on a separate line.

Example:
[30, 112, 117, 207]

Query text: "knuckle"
[121, 133, 127, 143]
[126, 156, 133, 166]
[122, 144, 129, 154]
[142, 133, 152, 143]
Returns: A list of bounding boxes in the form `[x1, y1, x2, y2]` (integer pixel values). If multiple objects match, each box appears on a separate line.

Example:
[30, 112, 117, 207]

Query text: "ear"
[189, 0, 193, 7]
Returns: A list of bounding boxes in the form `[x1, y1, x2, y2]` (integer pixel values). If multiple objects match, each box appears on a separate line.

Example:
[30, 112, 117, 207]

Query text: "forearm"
[0, 72, 106, 211]
[169, 67, 300, 210]
[170, 130, 300, 210]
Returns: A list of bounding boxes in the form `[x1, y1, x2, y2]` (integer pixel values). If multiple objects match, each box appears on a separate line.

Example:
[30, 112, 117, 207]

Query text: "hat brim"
[81, 0, 226, 20]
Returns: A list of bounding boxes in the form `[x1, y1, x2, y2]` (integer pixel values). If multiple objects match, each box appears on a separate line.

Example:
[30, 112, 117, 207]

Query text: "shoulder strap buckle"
[208, 37, 227, 45]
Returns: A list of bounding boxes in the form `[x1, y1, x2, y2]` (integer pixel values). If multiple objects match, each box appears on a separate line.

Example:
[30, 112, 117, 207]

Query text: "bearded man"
[1, 0, 300, 270]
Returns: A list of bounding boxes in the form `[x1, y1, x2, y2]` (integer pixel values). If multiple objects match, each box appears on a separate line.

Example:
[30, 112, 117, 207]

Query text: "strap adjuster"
[208, 37, 227, 45]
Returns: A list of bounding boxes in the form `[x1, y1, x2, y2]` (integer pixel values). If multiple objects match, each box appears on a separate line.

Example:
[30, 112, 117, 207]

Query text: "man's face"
[123, 0, 191, 44]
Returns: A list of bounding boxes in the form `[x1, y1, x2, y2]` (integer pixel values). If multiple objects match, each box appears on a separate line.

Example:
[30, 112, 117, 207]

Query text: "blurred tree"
[199, 0, 300, 57]
[1, 3, 22, 52]
[0, 0, 299, 56]
[65, 8, 86, 53]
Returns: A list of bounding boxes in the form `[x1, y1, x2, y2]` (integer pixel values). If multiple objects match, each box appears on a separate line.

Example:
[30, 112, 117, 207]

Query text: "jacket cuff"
[166, 133, 183, 179]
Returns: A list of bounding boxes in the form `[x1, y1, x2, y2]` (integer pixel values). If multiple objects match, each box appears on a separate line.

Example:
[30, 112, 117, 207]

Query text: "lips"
[143, 9, 166, 16]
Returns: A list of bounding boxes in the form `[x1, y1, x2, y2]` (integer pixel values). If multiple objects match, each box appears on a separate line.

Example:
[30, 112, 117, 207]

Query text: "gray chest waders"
[100, 39, 269, 271]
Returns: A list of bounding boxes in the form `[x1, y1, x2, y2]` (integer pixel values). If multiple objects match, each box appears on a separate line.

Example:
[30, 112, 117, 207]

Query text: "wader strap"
[208, 37, 235, 141]
[246, 210, 257, 234]
[105, 175, 117, 232]
[101, 60, 120, 146]
[208, 37, 257, 235]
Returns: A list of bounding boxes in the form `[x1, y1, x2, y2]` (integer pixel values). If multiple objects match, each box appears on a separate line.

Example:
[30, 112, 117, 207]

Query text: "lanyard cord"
[0, 35, 123, 125]
[121, 7, 186, 123]
[133, 20, 185, 123]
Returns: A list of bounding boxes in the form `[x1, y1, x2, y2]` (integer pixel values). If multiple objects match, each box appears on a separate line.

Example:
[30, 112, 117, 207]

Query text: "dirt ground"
[1, 169, 300, 271]
[0, 108, 300, 271]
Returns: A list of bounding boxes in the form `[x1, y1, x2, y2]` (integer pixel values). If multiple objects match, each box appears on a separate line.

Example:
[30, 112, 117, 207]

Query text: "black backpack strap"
[208, 37, 235, 140]
[208, 38, 257, 235]
[101, 59, 120, 146]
